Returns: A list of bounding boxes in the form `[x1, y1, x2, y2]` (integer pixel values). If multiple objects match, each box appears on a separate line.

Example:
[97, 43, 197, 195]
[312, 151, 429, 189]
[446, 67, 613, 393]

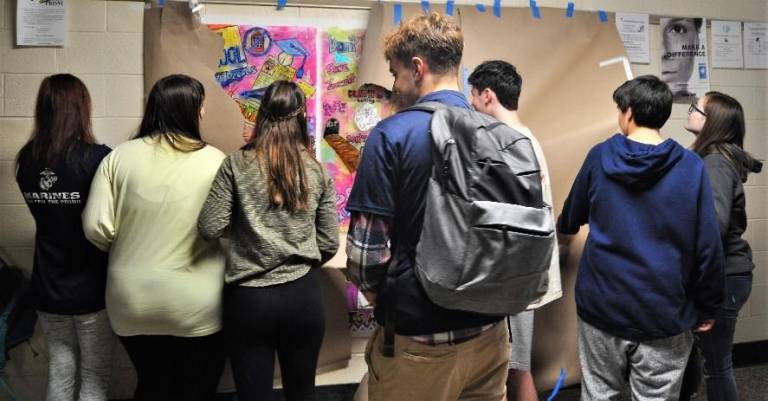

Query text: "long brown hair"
[17, 74, 97, 169]
[244, 80, 312, 212]
[135, 74, 206, 152]
[691, 91, 762, 182]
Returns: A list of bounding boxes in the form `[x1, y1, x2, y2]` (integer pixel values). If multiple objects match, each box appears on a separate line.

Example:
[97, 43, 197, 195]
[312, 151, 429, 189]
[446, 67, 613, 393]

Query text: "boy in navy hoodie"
[557, 75, 724, 401]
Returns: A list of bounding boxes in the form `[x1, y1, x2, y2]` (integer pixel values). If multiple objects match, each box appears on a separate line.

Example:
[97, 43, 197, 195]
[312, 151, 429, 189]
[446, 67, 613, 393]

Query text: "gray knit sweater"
[198, 150, 339, 287]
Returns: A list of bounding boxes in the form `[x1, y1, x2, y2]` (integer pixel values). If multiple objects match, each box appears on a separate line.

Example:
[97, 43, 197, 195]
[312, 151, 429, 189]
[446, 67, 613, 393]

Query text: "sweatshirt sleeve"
[316, 167, 340, 264]
[704, 155, 737, 240]
[557, 148, 595, 234]
[82, 154, 116, 252]
[692, 166, 726, 320]
[197, 156, 235, 241]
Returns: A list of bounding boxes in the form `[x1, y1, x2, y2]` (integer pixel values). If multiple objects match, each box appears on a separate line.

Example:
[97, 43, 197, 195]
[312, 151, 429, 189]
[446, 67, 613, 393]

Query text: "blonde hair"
[383, 12, 463, 75]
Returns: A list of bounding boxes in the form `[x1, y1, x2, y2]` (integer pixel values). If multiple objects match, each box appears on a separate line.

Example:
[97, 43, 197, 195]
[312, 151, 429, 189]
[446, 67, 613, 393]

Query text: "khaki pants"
[365, 322, 509, 401]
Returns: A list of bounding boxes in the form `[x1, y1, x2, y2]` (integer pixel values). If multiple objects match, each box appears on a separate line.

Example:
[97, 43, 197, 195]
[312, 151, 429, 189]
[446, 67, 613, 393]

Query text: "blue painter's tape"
[277, 0, 287, 10]
[546, 368, 567, 401]
[529, 0, 541, 19]
[493, 0, 501, 18]
[598, 10, 608, 23]
[566, 2, 575, 18]
[393, 4, 402, 26]
[421, 0, 430, 13]
[475, 3, 486, 13]
[446, 0, 455, 16]
[462, 67, 470, 98]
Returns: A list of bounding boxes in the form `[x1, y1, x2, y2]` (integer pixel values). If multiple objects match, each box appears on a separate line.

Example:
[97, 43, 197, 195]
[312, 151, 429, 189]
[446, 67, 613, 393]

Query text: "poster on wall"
[660, 17, 710, 102]
[744, 22, 768, 69]
[16, 0, 65, 46]
[711, 21, 744, 69]
[320, 28, 392, 230]
[209, 25, 319, 143]
[615, 13, 650, 64]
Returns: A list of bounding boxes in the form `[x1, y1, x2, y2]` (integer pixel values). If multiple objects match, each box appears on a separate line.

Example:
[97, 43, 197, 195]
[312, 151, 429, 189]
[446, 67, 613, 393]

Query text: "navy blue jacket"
[558, 134, 724, 341]
[348, 90, 502, 335]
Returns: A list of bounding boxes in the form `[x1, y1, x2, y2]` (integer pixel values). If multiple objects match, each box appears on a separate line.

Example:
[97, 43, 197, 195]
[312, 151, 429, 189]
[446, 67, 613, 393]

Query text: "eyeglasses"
[688, 103, 707, 117]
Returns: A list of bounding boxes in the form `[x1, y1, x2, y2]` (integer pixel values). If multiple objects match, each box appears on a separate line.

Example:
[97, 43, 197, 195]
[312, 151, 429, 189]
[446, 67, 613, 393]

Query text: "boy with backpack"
[557, 75, 724, 400]
[346, 13, 553, 401]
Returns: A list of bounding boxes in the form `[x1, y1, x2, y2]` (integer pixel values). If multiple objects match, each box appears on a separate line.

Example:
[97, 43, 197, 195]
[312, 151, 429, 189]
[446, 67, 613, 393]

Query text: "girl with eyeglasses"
[198, 80, 339, 401]
[680, 92, 763, 401]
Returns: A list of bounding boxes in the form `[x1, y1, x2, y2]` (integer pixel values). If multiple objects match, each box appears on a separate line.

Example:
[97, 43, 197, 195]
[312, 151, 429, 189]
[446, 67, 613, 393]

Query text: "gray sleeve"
[704, 155, 737, 239]
[198, 156, 235, 241]
[316, 167, 340, 263]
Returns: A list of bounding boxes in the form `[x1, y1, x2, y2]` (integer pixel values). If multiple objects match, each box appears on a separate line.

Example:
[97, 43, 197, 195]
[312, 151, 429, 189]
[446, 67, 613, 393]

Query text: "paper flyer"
[711, 21, 744, 69]
[615, 13, 650, 64]
[16, 0, 65, 46]
[660, 17, 710, 102]
[744, 22, 768, 69]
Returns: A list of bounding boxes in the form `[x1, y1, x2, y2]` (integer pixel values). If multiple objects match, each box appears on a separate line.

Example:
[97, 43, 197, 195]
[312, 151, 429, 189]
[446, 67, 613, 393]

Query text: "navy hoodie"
[558, 134, 724, 341]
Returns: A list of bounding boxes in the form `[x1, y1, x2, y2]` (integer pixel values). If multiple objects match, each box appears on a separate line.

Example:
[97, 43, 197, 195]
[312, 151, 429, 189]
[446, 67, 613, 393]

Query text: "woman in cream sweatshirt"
[83, 75, 226, 401]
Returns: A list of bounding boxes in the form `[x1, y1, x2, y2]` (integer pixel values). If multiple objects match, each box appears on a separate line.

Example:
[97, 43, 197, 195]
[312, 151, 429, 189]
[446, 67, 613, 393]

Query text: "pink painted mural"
[209, 24, 318, 144]
[320, 28, 392, 230]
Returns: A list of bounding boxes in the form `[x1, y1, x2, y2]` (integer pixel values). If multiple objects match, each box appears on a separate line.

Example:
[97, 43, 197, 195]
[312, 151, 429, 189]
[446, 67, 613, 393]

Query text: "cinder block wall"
[0, 1, 766, 399]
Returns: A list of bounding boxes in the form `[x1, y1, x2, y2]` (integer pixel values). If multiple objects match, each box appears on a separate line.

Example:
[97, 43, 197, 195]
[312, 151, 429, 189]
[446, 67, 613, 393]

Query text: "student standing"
[83, 75, 227, 401]
[15, 74, 114, 401]
[346, 13, 510, 401]
[198, 80, 339, 401]
[680, 92, 763, 401]
[469, 60, 563, 401]
[557, 75, 725, 401]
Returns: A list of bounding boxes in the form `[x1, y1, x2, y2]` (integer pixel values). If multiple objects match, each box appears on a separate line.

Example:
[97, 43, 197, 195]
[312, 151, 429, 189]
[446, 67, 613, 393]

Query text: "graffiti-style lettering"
[323, 100, 347, 117]
[325, 63, 350, 74]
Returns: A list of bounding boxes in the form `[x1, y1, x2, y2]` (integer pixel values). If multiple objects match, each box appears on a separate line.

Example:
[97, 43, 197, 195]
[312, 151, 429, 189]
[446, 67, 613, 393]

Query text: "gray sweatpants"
[38, 310, 115, 401]
[578, 318, 693, 401]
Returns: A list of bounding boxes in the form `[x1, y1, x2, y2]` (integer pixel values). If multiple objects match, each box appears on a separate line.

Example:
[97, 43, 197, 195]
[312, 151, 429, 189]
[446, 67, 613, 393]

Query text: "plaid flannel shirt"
[346, 212, 496, 346]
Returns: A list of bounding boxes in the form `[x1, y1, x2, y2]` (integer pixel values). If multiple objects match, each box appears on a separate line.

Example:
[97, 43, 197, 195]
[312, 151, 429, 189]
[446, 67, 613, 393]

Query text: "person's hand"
[557, 233, 574, 266]
[693, 319, 715, 333]
[363, 291, 377, 306]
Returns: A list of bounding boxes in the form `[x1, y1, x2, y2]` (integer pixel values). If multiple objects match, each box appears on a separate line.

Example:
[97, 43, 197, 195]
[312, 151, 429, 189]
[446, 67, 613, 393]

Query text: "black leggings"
[224, 268, 325, 401]
[119, 332, 226, 401]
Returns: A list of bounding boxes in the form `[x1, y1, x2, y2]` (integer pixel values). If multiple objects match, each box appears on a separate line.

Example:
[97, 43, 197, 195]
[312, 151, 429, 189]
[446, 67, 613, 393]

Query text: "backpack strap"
[382, 254, 398, 358]
[399, 101, 446, 114]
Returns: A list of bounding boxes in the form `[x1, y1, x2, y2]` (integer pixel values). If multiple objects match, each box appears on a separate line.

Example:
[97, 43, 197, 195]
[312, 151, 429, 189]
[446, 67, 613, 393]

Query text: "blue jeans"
[681, 273, 752, 401]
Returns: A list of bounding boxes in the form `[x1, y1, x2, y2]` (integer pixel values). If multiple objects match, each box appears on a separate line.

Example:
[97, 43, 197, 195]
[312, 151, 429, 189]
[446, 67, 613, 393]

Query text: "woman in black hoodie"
[681, 91, 763, 401]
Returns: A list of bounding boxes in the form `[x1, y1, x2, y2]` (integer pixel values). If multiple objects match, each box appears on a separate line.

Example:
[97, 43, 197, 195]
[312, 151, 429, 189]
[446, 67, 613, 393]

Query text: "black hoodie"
[703, 150, 762, 275]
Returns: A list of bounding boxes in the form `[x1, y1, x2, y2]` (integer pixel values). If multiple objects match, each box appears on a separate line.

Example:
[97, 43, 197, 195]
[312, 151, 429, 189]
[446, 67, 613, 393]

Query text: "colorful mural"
[320, 28, 392, 230]
[209, 24, 318, 143]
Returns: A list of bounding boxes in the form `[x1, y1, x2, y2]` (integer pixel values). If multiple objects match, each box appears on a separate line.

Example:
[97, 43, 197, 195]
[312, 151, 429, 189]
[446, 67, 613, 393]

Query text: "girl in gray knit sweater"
[198, 80, 339, 401]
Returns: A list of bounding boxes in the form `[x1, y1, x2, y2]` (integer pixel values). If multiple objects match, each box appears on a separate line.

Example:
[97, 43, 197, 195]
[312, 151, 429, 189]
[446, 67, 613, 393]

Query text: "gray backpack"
[410, 102, 555, 315]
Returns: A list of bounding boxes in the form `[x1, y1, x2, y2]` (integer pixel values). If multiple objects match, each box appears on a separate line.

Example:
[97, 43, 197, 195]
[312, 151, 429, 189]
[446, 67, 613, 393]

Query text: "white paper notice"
[16, 0, 65, 47]
[711, 21, 743, 69]
[616, 13, 650, 64]
[744, 22, 768, 69]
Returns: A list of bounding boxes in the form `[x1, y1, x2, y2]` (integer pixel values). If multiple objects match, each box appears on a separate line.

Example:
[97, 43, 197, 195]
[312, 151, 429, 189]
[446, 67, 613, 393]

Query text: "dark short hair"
[612, 75, 672, 130]
[468, 60, 522, 111]
[135, 74, 206, 152]
[383, 12, 463, 75]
